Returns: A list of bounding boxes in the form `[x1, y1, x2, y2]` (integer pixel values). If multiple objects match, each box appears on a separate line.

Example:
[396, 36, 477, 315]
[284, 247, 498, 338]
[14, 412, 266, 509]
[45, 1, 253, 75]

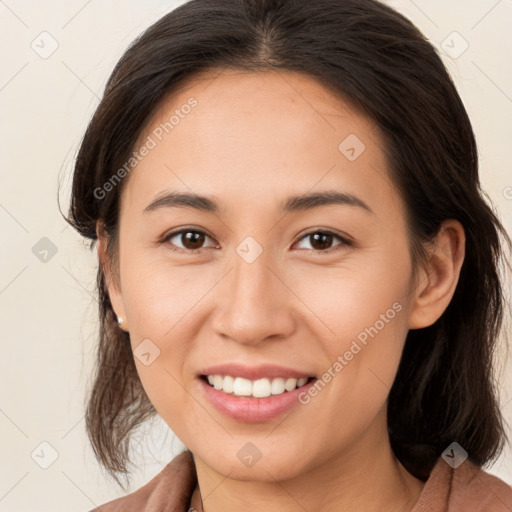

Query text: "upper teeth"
[206, 375, 309, 398]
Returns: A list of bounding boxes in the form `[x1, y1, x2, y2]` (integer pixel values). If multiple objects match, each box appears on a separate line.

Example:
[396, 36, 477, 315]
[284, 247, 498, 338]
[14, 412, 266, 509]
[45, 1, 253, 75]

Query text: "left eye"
[162, 229, 350, 253]
[294, 230, 350, 252]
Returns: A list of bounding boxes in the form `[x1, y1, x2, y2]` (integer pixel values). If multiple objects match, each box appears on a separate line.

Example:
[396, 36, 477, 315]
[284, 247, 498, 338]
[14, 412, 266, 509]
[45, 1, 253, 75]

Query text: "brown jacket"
[89, 450, 512, 511]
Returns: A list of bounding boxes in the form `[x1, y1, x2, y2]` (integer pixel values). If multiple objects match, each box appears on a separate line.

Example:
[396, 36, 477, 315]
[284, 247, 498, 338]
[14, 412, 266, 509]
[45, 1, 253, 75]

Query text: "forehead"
[121, 68, 402, 219]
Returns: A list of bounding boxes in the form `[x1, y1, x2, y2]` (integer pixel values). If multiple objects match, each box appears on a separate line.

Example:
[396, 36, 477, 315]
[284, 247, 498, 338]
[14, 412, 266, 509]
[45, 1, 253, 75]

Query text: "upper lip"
[199, 363, 315, 381]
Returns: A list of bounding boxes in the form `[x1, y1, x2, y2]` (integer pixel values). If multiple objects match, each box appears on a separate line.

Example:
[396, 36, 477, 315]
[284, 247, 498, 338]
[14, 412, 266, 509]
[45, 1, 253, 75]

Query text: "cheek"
[295, 249, 411, 396]
[118, 258, 205, 405]
[291, 252, 410, 343]
[121, 255, 207, 337]
[120, 277, 197, 431]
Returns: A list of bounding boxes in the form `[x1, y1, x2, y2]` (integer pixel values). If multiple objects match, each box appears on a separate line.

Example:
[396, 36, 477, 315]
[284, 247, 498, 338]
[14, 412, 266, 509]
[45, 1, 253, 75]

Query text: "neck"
[191, 414, 425, 512]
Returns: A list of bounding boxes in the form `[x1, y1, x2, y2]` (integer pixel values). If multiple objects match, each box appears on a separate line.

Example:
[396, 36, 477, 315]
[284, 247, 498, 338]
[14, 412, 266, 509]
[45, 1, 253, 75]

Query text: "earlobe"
[408, 220, 466, 330]
[96, 220, 128, 331]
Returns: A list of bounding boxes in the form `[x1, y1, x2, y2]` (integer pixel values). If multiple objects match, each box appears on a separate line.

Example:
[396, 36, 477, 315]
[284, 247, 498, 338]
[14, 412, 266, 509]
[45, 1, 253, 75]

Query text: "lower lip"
[198, 377, 317, 423]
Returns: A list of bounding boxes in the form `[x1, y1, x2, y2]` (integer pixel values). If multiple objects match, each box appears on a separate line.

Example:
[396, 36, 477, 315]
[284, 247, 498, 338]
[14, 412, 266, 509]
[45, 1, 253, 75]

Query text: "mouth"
[200, 374, 316, 398]
[198, 372, 319, 422]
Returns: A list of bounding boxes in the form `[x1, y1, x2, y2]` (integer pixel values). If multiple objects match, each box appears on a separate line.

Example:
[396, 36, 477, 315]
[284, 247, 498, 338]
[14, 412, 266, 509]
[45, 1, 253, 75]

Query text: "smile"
[203, 375, 313, 398]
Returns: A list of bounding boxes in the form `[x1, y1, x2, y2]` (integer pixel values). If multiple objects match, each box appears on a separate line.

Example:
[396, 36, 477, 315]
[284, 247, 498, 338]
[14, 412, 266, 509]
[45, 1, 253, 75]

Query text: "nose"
[211, 245, 296, 346]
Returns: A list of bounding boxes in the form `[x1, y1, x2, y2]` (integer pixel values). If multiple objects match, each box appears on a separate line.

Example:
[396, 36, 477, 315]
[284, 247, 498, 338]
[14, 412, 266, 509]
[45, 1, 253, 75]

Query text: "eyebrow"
[143, 190, 374, 215]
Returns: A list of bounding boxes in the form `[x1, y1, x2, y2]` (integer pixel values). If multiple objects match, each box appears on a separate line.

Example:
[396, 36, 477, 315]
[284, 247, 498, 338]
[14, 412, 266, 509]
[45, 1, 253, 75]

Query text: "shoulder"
[87, 450, 197, 512]
[414, 455, 512, 511]
[449, 458, 512, 511]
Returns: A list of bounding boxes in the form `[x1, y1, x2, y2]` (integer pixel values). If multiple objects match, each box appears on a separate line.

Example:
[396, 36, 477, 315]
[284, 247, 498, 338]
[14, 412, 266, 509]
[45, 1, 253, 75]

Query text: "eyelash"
[161, 227, 352, 254]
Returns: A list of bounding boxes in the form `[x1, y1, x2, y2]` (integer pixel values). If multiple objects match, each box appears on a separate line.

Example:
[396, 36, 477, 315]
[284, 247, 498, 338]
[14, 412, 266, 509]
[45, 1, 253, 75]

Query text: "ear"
[96, 220, 128, 332]
[408, 219, 466, 329]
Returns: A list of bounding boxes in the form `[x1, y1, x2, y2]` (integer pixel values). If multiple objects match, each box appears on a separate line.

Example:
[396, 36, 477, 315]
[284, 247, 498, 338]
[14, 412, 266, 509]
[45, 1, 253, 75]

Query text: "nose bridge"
[214, 238, 294, 344]
[233, 245, 272, 303]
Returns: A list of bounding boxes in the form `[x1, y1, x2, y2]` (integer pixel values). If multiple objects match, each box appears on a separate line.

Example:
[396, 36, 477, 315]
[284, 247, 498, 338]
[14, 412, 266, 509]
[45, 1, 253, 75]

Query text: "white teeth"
[213, 375, 223, 390]
[271, 377, 285, 395]
[233, 377, 252, 396]
[205, 374, 311, 397]
[223, 375, 235, 393]
[284, 378, 298, 391]
[297, 377, 308, 387]
[252, 378, 271, 398]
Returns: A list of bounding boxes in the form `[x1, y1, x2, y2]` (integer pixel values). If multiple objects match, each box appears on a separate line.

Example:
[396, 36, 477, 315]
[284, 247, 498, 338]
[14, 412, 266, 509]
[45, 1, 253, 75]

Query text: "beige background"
[0, 1, 511, 510]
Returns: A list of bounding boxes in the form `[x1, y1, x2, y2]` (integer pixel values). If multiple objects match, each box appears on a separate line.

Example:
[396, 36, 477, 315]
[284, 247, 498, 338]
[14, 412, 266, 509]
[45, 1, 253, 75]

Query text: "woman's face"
[104, 68, 423, 481]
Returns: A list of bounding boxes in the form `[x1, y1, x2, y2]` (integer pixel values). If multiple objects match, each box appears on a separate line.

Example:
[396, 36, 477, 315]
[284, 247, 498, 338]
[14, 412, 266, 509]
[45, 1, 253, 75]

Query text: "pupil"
[183, 231, 205, 249]
[311, 232, 332, 250]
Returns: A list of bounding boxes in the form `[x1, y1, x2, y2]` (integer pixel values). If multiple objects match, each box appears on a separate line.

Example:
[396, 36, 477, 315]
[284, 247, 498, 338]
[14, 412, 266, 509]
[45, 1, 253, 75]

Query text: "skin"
[97, 68, 465, 512]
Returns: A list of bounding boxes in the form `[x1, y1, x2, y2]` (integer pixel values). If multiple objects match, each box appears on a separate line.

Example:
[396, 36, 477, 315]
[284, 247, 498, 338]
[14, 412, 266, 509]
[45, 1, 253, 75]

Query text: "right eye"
[162, 228, 219, 253]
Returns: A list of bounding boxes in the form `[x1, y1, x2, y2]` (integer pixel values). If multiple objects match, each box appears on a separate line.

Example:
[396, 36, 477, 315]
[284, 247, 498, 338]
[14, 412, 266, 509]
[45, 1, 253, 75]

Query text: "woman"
[65, 0, 512, 510]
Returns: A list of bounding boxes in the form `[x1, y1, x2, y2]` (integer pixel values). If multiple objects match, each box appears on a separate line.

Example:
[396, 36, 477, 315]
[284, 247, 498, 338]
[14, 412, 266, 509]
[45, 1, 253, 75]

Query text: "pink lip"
[198, 363, 314, 381]
[198, 376, 318, 422]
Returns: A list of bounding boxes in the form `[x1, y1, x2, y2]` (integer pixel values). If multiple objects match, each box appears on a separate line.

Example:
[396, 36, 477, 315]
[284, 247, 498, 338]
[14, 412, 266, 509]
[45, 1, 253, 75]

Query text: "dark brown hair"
[63, 0, 511, 489]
